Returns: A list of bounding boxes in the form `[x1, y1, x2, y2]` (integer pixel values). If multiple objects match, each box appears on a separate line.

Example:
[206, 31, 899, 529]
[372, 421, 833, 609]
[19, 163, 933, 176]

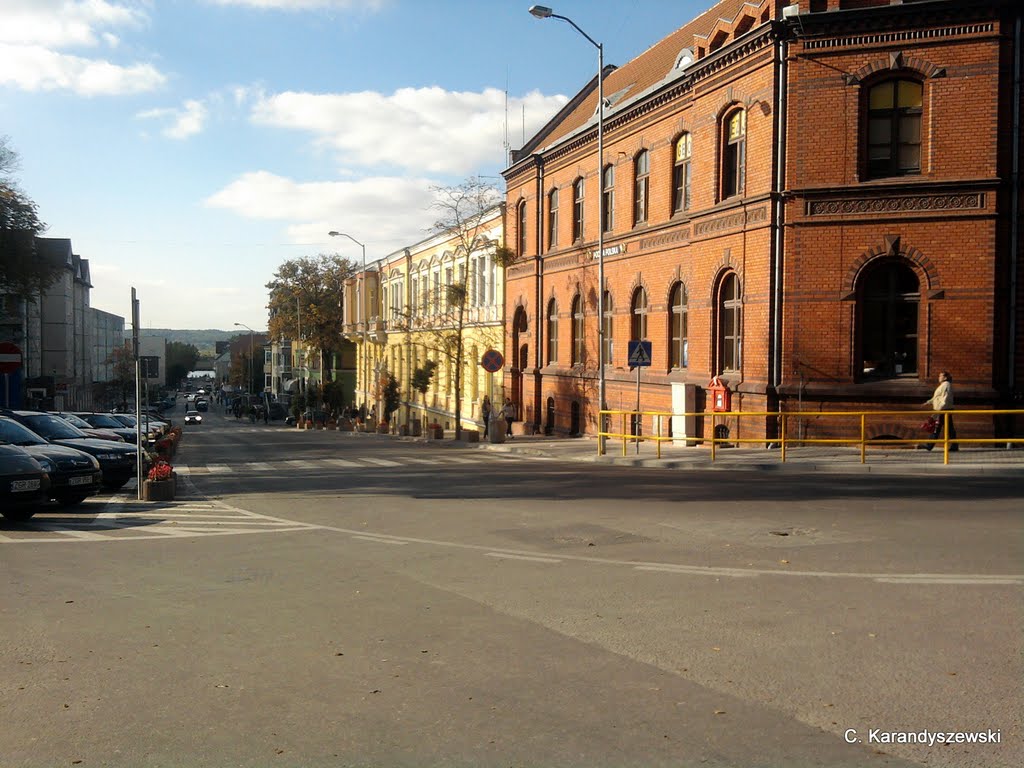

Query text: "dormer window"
[675, 48, 694, 71]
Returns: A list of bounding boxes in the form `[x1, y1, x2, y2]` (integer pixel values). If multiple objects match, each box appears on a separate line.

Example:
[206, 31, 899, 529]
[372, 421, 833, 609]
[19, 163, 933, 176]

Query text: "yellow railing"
[597, 409, 1024, 465]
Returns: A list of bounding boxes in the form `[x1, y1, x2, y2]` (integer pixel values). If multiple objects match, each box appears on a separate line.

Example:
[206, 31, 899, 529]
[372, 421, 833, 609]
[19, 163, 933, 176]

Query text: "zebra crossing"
[175, 452, 550, 475]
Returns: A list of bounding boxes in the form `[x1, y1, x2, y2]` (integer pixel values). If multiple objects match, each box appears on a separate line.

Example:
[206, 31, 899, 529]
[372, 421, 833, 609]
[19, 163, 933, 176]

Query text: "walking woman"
[923, 371, 957, 451]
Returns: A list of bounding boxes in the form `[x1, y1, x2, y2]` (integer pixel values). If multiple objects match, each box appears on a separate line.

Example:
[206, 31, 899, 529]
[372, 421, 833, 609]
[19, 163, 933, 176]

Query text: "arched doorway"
[545, 396, 555, 435]
[511, 306, 528, 422]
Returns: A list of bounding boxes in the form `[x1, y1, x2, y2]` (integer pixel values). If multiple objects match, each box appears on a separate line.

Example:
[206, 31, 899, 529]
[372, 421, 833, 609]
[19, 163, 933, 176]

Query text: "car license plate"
[11, 479, 41, 492]
[69, 475, 92, 486]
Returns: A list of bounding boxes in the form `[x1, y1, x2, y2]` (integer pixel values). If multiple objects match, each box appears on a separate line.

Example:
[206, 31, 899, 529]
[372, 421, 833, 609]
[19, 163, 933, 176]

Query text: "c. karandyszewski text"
[844, 729, 1002, 746]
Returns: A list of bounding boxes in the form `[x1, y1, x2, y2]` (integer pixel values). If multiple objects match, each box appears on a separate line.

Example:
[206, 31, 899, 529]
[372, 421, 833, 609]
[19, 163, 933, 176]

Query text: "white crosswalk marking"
[325, 458, 362, 467]
[359, 457, 401, 467]
[205, 464, 232, 474]
[246, 462, 273, 470]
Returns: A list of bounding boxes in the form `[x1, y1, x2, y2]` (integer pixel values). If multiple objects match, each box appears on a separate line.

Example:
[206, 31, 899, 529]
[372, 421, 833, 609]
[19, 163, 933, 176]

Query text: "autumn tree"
[413, 177, 503, 439]
[265, 254, 356, 403]
[0, 136, 60, 300]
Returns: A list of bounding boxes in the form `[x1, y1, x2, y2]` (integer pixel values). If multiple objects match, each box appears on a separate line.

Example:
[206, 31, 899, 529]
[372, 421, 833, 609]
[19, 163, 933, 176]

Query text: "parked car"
[110, 413, 169, 440]
[184, 410, 203, 425]
[51, 412, 126, 443]
[73, 412, 144, 445]
[0, 416, 102, 506]
[0, 441, 49, 521]
[2, 410, 143, 490]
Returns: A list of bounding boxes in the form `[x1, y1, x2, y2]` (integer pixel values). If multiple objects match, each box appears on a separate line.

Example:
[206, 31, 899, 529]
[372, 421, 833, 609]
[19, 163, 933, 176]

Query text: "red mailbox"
[708, 376, 731, 412]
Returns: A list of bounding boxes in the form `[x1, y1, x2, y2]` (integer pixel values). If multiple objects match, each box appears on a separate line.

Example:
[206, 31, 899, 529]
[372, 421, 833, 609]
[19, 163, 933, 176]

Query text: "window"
[722, 109, 746, 199]
[630, 287, 648, 341]
[517, 200, 528, 256]
[669, 282, 688, 368]
[633, 151, 649, 225]
[673, 134, 692, 213]
[572, 177, 585, 241]
[547, 189, 559, 251]
[546, 299, 559, 365]
[718, 273, 741, 372]
[602, 165, 614, 233]
[601, 290, 614, 365]
[571, 294, 584, 365]
[867, 79, 922, 178]
[859, 260, 919, 378]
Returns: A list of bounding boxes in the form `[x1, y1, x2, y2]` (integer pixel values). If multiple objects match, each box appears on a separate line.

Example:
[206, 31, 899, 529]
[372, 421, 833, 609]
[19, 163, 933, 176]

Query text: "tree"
[109, 342, 135, 410]
[0, 136, 60, 301]
[165, 341, 200, 387]
[382, 373, 402, 424]
[410, 359, 437, 418]
[266, 254, 355, 403]
[417, 177, 504, 439]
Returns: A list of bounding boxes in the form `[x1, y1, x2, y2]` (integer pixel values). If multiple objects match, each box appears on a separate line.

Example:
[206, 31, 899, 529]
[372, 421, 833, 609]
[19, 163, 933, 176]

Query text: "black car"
[0, 441, 49, 521]
[2, 411, 142, 490]
[69, 412, 141, 445]
[0, 417, 103, 506]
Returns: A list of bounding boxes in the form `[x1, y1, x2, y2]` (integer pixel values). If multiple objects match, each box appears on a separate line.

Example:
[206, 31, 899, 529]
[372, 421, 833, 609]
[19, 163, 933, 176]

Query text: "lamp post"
[328, 230, 368, 410]
[528, 5, 606, 448]
[233, 322, 254, 396]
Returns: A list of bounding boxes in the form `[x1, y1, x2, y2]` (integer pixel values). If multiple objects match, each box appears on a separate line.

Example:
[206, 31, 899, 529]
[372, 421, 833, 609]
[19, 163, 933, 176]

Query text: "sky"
[2, 0, 707, 331]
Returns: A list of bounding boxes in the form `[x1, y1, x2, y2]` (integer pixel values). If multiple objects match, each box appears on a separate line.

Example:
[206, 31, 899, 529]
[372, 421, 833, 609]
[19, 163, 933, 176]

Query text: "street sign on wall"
[0, 341, 22, 374]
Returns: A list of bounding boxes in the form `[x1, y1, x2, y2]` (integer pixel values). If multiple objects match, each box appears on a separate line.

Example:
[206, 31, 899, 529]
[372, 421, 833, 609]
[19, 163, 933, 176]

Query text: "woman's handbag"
[921, 415, 940, 432]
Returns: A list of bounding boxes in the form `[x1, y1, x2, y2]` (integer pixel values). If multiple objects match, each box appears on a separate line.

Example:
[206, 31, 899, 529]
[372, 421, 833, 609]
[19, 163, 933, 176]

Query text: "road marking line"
[325, 458, 362, 467]
[175, 465, 190, 475]
[485, 552, 561, 563]
[875, 577, 1024, 585]
[359, 458, 401, 467]
[442, 457, 481, 464]
[395, 456, 435, 464]
[635, 565, 757, 578]
[245, 462, 273, 470]
[352, 535, 409, 545]
[205, 464, 232, 473]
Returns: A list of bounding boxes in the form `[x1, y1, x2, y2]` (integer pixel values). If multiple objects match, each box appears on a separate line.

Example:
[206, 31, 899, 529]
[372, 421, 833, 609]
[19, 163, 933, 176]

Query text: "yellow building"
[343, 205, 505, 433]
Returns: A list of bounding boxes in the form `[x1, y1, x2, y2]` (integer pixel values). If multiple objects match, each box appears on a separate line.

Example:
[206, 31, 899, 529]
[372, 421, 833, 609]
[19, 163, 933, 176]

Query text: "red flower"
[147, 460, 173, 481]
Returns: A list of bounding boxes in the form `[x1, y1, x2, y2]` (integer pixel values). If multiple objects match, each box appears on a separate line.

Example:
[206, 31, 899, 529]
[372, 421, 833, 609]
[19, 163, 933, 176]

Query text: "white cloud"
[0, 43, 166, 95]
[0, 1, 164, 96]
[137, 99, 209, 139]
[204, 171, 440, 252]
[0, 0, 147, 48]
[252, 87, 568, 177]
[206, 0, 387, 9]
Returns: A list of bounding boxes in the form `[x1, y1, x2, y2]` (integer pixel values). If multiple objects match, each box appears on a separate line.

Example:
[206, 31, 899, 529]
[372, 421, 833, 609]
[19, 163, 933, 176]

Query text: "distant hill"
[124, 328, 258, 358]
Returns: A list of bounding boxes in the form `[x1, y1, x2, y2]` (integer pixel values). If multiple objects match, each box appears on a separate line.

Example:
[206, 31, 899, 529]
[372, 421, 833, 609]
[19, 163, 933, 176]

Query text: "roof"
[516, 0, 770, 158]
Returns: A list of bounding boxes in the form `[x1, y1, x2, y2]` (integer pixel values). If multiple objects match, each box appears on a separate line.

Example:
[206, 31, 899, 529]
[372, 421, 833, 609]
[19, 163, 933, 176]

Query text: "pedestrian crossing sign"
[627, 340, 653, 368]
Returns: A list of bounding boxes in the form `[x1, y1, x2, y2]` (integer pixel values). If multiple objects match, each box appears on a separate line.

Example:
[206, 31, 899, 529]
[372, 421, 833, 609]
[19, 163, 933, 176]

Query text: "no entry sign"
[0, 342, 22, 374]
[480, 349, 504, 373]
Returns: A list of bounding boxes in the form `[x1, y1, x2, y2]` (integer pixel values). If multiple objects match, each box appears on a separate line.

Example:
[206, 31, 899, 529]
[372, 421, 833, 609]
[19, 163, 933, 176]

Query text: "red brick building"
[503, 0, 1023, 443]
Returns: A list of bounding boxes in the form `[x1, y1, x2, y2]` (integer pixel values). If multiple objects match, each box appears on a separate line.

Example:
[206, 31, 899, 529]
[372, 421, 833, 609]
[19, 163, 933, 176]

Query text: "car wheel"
[56, 492, 90, 507]
[2, 508, 38, 522]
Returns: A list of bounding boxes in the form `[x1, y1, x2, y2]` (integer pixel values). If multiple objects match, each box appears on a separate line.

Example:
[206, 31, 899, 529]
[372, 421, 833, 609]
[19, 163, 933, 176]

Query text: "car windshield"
[60, 413, 95, 429]
[0, 419, 47, 446]
[112, 415, 135, 427]
[22, 413, 88, 439]
[85, 414, 124, 428]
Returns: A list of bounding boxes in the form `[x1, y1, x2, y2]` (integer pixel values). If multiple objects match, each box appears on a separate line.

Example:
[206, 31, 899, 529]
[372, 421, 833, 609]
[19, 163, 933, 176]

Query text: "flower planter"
[408, 422, 422, 437]
[427, 426, 444, 440]
[143, 478, 175, 502]
[398, 424, 409, 436]
[463, 430, 480, 443]
[377, 422, 389, 434]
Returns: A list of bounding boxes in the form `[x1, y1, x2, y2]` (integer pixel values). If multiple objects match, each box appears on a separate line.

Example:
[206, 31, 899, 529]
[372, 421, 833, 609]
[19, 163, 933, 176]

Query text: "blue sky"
[2, 0, 707, 331]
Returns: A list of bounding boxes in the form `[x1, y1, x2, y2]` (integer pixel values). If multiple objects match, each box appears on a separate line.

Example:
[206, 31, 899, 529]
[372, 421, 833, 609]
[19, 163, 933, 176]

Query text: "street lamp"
[528, 5, 606, 447]
[233, 322, 254, 395]
[328, 230, 368, 408]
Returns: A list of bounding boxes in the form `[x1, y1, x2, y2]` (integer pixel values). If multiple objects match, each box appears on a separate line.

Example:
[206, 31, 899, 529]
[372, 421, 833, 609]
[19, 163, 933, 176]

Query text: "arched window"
[673, 133, 692, 213]
[571, 294, 584, 365]
[546, 298, 559, 365]
[517, 200, 528, 256]
[547, 188, 559, 251]
[572, 177, 585, 242]
[633, 150, 649, 225]
[630, 287, 648, 341]
[669, 282, 688, 368]
[722, 109, 746, 199]
[859, 260, 919, 378]
[601, 164, 614, 233]
[601, 290, 614, 365]
[867, 79, 922, 178]
[718, 273, 742, 373]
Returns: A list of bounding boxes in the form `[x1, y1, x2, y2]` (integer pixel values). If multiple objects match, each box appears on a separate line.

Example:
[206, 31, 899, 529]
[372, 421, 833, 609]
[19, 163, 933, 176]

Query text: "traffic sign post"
[480, 349, 504, 373]
[627, 341, 653, 454]
[0, 342, 23, 409]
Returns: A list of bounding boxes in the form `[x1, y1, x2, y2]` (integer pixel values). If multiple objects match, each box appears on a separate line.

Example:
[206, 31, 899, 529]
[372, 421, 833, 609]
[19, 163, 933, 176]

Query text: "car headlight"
[36, 457, 57, 473]
[96, 453, 117, 460]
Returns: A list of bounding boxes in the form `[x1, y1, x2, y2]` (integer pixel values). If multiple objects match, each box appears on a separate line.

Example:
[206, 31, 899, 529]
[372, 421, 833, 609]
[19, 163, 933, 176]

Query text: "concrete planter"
[377, 423, 389, 434]
[463, 431, 480, 444]
[489, 418, 506, 443]
[427, 426, 444, 440]
[143, 478, 175, 502]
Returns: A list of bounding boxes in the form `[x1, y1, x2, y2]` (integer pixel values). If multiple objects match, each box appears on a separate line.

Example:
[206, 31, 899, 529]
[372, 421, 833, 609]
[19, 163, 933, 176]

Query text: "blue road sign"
[627, 340, 652, 368]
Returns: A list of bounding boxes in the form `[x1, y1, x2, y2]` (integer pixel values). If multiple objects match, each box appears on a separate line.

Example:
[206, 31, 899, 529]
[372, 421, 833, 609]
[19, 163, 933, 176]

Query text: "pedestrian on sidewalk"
[922, 371, 957, 451]
[481, 396, 492, 438]
[502, 398, 516, 438]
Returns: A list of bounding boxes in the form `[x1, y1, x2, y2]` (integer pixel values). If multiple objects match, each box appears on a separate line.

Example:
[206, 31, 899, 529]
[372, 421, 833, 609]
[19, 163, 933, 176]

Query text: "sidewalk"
[398, 430, 1024, 476]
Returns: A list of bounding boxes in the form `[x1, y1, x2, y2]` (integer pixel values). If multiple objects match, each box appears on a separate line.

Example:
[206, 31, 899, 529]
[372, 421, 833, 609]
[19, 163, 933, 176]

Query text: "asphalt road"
[1, 405, 1020, 768]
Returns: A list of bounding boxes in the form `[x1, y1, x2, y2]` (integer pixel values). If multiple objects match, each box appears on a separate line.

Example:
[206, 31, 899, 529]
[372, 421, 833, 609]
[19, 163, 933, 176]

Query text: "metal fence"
[598, 409, 1024, 466]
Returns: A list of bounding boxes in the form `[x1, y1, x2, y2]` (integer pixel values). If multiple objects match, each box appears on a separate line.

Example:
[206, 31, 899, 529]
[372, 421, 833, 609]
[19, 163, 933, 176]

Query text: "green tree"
[382, 373, 402, 424]
[109, 342, 135, 410]
[165, 341, 200, 387]
[266, 254, 355, 404]
[0, 136, 60, 301]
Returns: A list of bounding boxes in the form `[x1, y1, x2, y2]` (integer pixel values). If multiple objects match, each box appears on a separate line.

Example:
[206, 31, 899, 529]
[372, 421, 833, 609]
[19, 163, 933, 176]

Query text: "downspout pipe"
[771, 23, 790, 395]
[1008, 12, 1021, 396]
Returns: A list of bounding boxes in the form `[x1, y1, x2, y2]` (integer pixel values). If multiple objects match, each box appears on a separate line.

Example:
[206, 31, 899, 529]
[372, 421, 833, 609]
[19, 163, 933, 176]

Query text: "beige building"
[343, 205, 506, 432]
